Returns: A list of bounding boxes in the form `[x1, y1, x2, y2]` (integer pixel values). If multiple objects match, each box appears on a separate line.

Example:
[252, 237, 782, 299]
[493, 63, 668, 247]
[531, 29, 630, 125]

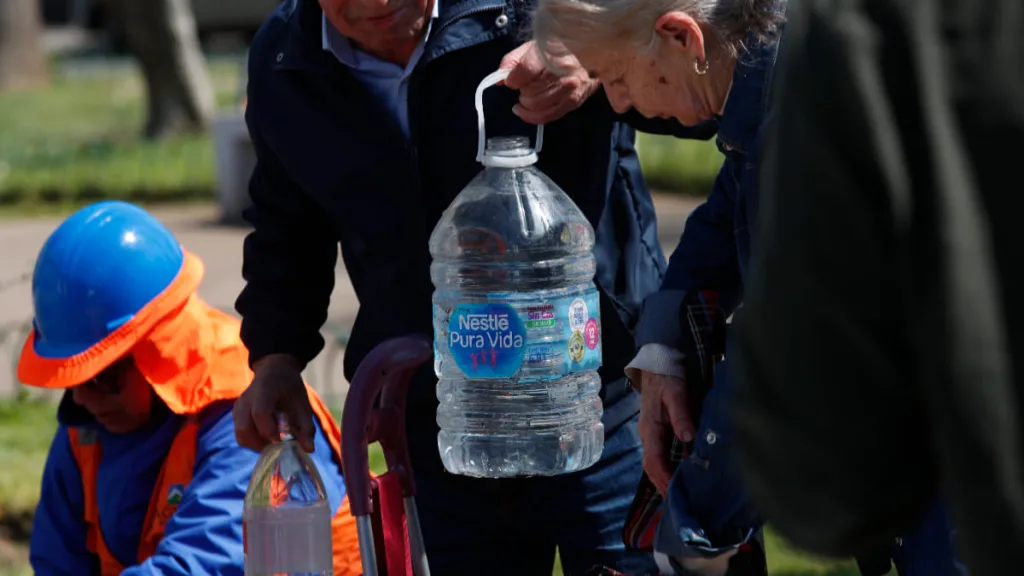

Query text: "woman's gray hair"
[532, 0, 783, 66]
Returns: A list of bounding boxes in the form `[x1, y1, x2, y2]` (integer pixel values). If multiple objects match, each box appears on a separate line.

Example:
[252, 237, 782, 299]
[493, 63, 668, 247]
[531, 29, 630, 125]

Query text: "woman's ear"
[654, 11, 705, 59]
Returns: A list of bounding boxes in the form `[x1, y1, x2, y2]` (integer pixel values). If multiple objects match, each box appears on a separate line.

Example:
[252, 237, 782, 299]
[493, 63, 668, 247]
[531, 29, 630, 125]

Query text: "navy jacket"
[635, 34, 782, 564]
[633, 35, 780, 349]
[236, 0, 713, 428]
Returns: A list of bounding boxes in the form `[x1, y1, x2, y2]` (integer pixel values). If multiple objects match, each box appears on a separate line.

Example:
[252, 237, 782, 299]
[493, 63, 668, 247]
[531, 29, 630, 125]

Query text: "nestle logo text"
[459, 313, 509, 331]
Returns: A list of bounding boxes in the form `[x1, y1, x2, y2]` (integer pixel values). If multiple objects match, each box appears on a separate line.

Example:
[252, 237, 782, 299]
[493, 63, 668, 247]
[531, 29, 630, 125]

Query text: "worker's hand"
[638, 371, 695, 496]
[499, 41, 599, 125]
[234, 354, 316, 453]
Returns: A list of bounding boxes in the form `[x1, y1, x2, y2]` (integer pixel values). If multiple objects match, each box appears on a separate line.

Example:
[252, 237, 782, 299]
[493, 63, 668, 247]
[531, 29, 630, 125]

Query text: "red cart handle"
[341, 334, 433, 518]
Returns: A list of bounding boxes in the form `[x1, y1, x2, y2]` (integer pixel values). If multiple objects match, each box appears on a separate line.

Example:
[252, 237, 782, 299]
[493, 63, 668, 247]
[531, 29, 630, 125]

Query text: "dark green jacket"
[732, 0, 1024, 573]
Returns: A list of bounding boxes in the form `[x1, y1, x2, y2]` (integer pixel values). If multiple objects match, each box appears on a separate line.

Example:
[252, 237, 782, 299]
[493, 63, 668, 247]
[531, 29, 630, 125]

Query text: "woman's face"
[577, 11, 717, 126]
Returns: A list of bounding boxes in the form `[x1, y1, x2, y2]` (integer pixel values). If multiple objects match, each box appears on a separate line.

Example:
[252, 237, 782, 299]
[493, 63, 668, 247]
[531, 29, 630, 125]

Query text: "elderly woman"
[531, 1, 965, 576]
[533, 1, 783, 574]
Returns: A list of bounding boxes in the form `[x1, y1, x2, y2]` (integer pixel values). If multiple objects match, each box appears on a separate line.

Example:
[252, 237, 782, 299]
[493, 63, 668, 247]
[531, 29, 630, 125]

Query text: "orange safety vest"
[68, 384, 361, 576]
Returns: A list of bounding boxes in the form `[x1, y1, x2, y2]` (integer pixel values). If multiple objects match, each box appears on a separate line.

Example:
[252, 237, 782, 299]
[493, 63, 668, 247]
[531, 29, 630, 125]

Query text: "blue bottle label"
[446, 302, 528, 379]
[440, 290, 603, 379]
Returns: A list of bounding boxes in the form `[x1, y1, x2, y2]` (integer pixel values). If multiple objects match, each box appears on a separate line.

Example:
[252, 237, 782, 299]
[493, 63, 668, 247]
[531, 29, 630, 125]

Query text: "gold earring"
[694, 58, 709, 75]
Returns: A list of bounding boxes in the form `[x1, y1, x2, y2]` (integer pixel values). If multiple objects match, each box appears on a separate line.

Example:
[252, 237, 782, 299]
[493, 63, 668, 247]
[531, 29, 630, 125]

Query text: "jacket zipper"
[415, 1, 506, 226]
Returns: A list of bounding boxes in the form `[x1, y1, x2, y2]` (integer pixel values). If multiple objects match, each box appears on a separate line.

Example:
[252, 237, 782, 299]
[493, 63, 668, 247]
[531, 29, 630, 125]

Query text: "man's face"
[320, 0, 434, 64]
[70, 356, 153, 434]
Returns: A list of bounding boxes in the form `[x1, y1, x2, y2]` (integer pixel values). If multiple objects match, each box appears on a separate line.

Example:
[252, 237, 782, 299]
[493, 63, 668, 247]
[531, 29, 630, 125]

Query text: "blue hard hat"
[30, 201, 184, 359]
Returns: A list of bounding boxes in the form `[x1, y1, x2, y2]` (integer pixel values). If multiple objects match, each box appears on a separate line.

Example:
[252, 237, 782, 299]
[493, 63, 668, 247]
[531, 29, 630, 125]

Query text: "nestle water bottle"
[429, 69, 605, 478]
[243, 414, 334, 575]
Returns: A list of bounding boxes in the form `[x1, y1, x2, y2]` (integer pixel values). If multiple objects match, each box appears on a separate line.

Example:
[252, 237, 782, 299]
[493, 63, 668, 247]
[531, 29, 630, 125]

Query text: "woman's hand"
[638, 371, 695, 495]
[499, 41, 600, 125]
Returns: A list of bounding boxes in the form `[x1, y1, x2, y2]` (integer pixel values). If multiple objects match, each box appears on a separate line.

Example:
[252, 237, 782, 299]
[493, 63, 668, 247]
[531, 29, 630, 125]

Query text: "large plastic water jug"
[428, 68, 605, 478]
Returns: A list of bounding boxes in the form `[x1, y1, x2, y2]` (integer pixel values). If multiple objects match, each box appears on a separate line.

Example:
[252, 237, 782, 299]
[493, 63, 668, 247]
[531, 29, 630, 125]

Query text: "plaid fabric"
[623, 290, 725, 552]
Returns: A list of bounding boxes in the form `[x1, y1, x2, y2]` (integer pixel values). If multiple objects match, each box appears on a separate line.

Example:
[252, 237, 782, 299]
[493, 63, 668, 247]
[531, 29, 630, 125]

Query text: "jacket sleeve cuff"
[240, 320, 324, 372]
[635, 289, 689, 349]
[625, 344, 685, 391]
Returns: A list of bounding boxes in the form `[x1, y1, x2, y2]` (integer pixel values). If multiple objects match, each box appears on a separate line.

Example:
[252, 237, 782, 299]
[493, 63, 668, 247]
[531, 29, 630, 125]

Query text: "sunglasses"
[82, 357, 133, 395]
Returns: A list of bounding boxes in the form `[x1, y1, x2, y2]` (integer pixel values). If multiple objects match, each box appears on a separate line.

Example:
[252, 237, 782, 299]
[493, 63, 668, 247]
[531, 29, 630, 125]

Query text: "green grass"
[637, 133, 724, 195]
[0, 58, 243, 213]
[0, 399, 57, 518]
[0, 558, 30, 576]
[0, 399, 57, 576]
[0, 56, 720, 217]
[0, 399, 880, 576]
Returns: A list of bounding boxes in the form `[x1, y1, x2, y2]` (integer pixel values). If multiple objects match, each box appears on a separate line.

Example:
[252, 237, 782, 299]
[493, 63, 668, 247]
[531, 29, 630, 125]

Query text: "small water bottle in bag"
[429, 68, 605, 479]
[243, 414, 334, 575]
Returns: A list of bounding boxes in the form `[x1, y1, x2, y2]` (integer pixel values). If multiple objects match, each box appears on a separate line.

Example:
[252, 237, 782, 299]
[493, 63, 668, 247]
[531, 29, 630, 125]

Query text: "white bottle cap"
[475, 68, 544, 168]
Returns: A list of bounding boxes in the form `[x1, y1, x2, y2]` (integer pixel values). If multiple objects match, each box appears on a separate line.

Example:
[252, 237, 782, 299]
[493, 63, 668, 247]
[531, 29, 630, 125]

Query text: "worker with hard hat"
[18, 201, 360, 575]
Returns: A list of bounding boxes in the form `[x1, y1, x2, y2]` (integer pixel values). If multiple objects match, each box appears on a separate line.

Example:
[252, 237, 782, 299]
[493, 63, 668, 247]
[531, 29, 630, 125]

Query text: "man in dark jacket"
[732, 0, 1024, 574]
[230, 0, 711, 573]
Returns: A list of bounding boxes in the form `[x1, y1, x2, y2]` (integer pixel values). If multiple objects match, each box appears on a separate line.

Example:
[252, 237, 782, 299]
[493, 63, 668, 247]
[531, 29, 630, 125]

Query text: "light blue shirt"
[322, 2, 440, 138]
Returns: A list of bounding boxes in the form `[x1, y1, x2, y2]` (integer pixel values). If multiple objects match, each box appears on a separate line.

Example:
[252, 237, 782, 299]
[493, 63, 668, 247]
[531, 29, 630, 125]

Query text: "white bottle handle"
[475, 68, 545, 164]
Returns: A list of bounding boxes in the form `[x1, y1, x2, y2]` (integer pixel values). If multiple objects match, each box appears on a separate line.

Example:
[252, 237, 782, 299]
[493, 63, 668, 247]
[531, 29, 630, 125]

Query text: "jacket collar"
[270, 0, 335, 72]
[715, 29, 784, 155]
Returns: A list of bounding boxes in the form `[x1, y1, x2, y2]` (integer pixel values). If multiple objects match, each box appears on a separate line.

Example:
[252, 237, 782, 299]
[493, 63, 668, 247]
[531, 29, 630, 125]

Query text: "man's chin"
[352, 25, 425, 60]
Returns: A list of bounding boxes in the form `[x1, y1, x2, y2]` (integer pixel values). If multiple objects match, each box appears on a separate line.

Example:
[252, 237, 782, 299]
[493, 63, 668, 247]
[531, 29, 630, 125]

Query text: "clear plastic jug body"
[243, 415, 334, 576]
[429, 132, 605, 479]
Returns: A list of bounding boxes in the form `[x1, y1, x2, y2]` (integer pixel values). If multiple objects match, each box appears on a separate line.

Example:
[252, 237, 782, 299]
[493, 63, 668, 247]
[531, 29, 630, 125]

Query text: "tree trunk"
[118, 0, 215, 140]
[0, 0, 50, 93]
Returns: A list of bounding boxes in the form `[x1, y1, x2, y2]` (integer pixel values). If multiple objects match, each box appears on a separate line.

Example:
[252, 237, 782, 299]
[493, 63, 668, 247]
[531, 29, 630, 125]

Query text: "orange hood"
[18, 251, 253, 415]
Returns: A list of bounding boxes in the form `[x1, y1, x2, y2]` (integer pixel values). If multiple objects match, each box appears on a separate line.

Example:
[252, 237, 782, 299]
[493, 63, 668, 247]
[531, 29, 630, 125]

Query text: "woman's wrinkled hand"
[638, 371, 695, 496]
[499, 41, 600, 125]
